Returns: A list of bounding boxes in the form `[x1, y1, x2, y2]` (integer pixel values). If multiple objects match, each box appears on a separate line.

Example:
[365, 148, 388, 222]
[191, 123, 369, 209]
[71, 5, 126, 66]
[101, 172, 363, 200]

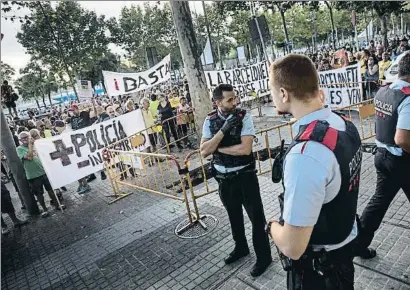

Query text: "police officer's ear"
[280, 88, 290, 104]
[319, 89, 325, 104]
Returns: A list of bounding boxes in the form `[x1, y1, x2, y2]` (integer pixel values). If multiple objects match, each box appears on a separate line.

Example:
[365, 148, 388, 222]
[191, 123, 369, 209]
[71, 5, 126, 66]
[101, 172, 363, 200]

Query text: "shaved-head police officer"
[356, 52, 410, 259]
[200, 84, 272, 277]
[267, 54, 362, 289]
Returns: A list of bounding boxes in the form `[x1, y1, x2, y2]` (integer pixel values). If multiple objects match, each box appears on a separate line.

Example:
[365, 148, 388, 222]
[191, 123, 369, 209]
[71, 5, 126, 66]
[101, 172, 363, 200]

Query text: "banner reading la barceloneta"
[35, 110, 150, 189]
[318, 63, 362, 108]
[103, 54, 171, 97]
[205, 60, 270, 98]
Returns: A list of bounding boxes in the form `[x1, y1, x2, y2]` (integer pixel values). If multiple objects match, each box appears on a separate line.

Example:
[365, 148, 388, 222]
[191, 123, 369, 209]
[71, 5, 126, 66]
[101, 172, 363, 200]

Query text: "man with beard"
[200, 84, 272, 277]
[266, 54, 362, 289]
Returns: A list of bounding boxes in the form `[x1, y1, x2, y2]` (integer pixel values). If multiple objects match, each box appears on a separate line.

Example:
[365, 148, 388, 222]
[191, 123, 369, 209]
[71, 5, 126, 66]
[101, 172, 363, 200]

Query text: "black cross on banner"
[49, 140, 74, 166]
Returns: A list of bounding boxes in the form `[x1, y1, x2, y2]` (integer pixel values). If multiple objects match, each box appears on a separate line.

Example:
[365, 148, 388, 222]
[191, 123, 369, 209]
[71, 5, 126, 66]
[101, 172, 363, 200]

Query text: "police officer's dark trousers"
[215, 169, 271, 262]
[287, 240, 355, 290]
[359, 148, 410, 249]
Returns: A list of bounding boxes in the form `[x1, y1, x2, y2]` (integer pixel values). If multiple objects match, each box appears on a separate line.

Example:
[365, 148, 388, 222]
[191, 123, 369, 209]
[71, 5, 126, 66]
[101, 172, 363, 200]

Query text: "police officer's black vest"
[375, 86, 410, 147]
[280, 118, 362, 245]
[208, 109, 254, 168]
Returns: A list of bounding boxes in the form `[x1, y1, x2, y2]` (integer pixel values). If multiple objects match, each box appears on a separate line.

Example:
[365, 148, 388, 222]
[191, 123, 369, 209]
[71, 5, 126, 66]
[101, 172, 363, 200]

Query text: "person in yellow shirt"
[378, 52, 392, 80]
[141, 98, 157, 152]
[149, 94, 159, 119]
[169, 93, 181, 109]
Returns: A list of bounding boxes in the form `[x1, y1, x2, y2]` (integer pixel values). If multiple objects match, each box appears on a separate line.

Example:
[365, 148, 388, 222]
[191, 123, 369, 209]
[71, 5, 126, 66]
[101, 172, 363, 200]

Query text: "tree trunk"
[1, 109, 39, 215]
[380, 14, 388, 49]
[42, 95, 47, 107]
[48, 90, 53, 106]
[169, 1, 212, 135]
[279, 8, 291, 53]
[35, 99, 40, 109]
[325, 1, 336, 49]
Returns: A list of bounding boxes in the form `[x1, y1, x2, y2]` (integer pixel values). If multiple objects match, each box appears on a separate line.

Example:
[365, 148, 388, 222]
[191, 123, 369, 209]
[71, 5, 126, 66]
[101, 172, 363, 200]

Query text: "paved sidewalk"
[1, 151, 409, 290]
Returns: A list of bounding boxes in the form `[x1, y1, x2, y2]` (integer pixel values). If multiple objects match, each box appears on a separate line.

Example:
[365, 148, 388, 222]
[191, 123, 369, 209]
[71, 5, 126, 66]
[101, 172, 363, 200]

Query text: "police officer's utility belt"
[213, 161, 256, 181]
[376, 147, 410, 160]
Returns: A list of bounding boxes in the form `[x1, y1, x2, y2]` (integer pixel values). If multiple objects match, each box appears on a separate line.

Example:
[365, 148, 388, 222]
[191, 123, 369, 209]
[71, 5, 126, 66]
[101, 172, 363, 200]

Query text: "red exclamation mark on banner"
[114, 78, 119, 91]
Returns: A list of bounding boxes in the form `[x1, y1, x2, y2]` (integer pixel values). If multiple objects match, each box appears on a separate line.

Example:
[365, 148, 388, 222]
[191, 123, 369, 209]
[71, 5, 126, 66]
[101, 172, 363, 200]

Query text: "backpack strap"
[296, 120, 338, 151]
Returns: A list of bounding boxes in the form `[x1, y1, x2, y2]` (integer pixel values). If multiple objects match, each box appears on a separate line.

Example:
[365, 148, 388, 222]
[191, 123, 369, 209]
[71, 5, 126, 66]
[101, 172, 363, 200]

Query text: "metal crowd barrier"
[102, 148, 212, 235]
[101, 99, 376, 237]
[157, 113, 198, 154]
[335, 98, 375, 141]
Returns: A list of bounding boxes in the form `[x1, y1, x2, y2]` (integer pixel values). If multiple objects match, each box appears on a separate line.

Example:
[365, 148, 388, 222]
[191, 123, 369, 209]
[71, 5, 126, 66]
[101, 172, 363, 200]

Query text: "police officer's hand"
[220, 115, 241, 135]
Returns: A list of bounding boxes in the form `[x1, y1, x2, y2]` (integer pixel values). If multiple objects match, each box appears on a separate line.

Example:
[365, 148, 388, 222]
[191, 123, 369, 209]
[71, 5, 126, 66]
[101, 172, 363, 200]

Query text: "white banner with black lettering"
[318, 64, 362, 108]
[35, 110, 150, 189]
[103, 54, 171, 97]
[205, 60, 270, 99]
[76, 80, 93, 101]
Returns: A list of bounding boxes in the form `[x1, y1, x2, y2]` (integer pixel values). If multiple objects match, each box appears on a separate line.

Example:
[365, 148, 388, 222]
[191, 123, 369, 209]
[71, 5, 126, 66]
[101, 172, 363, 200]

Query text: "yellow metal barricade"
[253, 121, 295, 176]
[334, 99, 375, 141]
[157, 113, 198, 154]
[180, 122, 295, 209]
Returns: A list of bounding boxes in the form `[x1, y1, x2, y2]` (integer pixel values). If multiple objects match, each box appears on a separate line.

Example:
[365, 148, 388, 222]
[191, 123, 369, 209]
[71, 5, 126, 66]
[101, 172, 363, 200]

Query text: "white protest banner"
[318, 64, 362, 108]
[35, 110, 150, 189]
[76, 80, 93, 101]
[205, 60, 270, 99]
[103, 54, 171, 97]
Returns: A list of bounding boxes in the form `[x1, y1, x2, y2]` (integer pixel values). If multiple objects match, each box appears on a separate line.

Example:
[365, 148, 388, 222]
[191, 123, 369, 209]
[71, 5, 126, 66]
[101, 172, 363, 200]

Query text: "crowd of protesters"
[2, 34, 410, 233]
[1, 79, 196, 233]
[305, 36, 410, 99]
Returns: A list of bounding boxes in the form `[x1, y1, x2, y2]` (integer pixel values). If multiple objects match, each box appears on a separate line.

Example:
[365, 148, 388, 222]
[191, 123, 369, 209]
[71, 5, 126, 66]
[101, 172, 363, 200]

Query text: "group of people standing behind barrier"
[1, 80, 195, 233]
[201, 52, 410, 289]
[307, 37, 410, 101]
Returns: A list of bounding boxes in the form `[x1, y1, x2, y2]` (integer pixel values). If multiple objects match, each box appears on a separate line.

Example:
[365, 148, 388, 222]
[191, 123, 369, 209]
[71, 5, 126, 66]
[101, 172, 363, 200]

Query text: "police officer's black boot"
[250, 257, 272, 277]
[224, 246, 250, 265]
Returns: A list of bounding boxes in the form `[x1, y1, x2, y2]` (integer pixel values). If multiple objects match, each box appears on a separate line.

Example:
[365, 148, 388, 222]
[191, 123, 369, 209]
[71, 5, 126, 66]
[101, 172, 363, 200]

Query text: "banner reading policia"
[205, 60, 270, 99]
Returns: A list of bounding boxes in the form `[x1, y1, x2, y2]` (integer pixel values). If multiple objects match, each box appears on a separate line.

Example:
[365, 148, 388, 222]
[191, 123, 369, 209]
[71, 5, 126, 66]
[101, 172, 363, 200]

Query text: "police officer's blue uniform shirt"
[283, 107, 358, 251]
[375, 79, 410, 156]
[202, 110, 255, 173]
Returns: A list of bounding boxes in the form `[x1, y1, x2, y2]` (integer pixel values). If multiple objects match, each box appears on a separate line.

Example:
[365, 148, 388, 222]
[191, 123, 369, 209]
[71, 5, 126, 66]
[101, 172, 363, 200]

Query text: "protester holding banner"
[200, 84, 272, 277]
[17, 131, 66, 217]
[267, 54, 362, 289]
[356, 53, 410, 260]
[69, 104, 95, 192]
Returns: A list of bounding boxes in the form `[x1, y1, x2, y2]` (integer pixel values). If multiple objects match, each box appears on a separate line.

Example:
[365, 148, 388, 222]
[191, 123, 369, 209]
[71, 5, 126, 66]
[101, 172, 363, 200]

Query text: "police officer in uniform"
[266, 54, 362, 289]
[200, 84, 272, 277]
[356, 53, 410, 259]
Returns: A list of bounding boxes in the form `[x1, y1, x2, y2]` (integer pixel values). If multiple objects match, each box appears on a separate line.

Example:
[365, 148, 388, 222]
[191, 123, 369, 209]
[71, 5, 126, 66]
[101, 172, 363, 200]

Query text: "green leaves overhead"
[17, 1, 110, 77]
[0, 62, 16, 83]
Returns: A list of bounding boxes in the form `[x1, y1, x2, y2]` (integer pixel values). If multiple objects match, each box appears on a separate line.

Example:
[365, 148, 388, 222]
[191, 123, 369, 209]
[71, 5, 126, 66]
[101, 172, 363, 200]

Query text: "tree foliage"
[79, 52, 120, 87]
[194, 3, 234, 61]
[0, 62, 16, 83]
[17, 1, 110, 80]
[108, 2, 180, 70]
[336, 1, 407, 47]
[15, 58, 58, 105]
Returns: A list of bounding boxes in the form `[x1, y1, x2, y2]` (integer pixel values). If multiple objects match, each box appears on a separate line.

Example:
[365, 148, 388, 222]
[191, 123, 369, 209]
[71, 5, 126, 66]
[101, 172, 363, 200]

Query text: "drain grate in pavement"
[175, 214, 218, 239]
